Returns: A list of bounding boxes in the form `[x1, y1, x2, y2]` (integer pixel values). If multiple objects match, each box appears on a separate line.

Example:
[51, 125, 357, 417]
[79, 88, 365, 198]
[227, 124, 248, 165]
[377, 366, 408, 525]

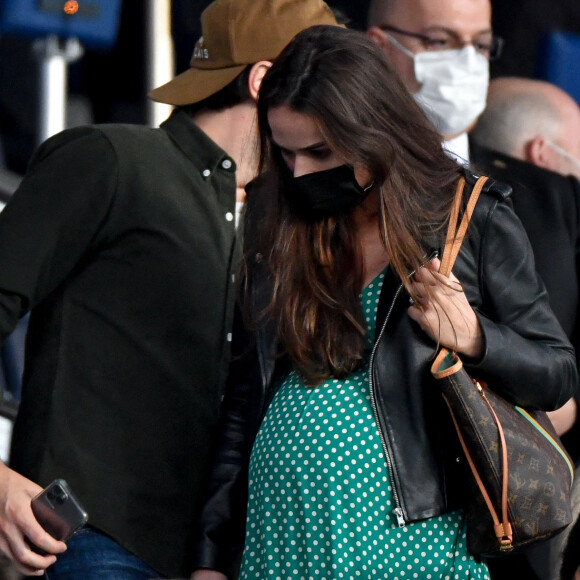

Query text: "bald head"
[472, 77, 580, 178]
[367, 0, 492, 38]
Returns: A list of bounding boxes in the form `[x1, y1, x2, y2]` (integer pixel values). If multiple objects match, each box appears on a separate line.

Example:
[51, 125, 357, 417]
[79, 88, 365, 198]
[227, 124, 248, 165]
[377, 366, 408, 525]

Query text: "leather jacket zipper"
[368, 281, 406, 527]
[368, 250, 439, 528]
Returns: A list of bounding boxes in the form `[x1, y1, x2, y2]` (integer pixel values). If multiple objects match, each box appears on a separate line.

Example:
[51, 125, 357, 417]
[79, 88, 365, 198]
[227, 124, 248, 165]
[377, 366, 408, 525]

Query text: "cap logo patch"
[193, 36, 209, 60]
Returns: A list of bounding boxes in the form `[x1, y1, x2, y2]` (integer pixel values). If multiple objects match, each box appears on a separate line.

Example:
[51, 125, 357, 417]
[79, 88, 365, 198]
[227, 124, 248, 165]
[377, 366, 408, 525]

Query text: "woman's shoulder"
[462, 170, 515, 236]
[464, 169, 512, 204]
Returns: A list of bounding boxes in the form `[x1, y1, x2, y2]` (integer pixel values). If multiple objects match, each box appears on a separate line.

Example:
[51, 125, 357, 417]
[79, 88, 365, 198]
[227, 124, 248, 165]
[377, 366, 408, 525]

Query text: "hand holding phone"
[31, 479, 88, 543]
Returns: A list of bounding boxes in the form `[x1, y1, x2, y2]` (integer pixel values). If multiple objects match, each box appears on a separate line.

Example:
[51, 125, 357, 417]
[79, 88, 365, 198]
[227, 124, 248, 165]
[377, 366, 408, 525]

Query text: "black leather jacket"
[192, 172, 578, 577]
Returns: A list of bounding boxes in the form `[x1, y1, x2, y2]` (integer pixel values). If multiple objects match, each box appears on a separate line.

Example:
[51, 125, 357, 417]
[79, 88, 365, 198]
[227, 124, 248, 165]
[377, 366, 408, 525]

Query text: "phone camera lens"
[48, 486, 68, 505]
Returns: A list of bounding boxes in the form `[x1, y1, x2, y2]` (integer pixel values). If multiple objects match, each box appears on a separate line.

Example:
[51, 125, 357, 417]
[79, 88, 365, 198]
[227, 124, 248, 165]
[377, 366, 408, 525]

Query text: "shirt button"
[227, 333, 232, 342]
[202, 169, 211, 177]
[225, 212, 234, 221]
[221, 159, 232, 170]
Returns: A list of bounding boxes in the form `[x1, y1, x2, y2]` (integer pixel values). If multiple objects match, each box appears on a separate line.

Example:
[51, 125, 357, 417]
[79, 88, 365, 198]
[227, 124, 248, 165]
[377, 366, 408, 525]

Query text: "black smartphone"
[31, 479, 88, 543]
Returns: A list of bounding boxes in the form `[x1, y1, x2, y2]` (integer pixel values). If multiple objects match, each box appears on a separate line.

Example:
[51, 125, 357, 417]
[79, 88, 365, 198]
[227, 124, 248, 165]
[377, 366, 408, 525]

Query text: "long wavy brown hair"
[242, 25, 462, 385]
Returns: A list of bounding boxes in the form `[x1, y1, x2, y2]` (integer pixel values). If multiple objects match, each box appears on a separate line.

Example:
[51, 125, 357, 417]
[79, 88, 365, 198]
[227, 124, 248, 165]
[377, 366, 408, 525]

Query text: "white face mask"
[547, 141, 580, 179]
[386, 34, 489, 136]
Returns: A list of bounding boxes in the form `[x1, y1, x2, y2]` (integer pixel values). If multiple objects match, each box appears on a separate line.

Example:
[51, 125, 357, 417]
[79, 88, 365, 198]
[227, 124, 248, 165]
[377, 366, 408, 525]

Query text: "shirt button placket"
[218, 158, 234, 222]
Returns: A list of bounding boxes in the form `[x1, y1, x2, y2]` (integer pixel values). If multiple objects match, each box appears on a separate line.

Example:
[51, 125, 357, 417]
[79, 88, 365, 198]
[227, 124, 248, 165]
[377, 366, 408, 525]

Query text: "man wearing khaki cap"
[0, 1, 338, 578]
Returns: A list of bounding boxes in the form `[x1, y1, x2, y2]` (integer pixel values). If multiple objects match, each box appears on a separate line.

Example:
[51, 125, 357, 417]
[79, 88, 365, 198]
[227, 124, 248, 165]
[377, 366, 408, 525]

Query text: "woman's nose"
[293, 156, 316, 178]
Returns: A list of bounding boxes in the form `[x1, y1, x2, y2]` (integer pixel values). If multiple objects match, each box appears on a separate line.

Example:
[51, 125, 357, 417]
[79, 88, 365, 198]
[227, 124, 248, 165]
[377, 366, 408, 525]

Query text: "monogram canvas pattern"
[437, 364, 574, 556]
[432, 175, 573, 557]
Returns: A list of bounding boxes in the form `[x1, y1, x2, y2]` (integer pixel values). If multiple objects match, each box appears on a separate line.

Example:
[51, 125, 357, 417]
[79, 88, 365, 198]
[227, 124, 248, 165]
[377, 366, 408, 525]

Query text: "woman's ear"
[248, 61, 272, 102]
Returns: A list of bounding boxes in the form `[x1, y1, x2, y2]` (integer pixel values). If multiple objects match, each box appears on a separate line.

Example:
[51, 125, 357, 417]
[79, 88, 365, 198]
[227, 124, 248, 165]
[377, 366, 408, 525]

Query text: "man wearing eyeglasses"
[366, 0, 501, 164]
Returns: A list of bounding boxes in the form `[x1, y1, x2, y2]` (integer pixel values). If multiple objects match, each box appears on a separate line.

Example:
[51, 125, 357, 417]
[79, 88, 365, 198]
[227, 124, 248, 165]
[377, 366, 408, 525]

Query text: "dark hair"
[244, 25, 461, 384]
[179, 66, 252, 114]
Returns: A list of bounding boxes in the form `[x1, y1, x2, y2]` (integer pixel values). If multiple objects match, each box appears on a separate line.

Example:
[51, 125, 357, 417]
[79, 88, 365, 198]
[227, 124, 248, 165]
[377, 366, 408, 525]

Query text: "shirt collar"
[160, 108, 236, 175]
[443, 132, 470, 166]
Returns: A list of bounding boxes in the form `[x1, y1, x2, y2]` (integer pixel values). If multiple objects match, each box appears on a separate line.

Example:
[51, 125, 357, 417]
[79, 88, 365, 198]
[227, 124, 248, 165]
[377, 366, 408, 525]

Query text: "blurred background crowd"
[1, 0, 580, 178]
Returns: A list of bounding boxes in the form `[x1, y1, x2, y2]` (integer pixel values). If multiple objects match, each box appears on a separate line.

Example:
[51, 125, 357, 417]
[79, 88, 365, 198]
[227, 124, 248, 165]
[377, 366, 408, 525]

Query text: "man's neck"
[191, 102, 259, 194]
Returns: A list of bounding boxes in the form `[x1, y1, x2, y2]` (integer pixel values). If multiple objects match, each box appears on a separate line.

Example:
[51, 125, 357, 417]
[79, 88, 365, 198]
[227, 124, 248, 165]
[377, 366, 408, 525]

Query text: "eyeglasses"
[378, 24, 504, 61]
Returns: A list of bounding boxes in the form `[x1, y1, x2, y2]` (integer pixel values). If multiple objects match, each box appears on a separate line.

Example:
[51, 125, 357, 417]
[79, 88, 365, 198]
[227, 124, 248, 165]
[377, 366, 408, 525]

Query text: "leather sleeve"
[459, 189, 578, 410]
[190, 305, 263, 578]
[191, 176, 280, 576]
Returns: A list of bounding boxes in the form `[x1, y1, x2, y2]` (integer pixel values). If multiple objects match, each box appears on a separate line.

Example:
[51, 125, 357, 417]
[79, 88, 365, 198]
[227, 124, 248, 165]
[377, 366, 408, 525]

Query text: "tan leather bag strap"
[439, 174, 514, 551]
[443, 390, 513, 550]
[439, 175, 488, 276]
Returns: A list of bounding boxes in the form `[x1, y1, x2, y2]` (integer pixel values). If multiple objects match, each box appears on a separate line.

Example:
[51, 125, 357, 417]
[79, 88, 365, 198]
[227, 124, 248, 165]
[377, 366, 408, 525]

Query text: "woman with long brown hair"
[192, 26, 577, 579]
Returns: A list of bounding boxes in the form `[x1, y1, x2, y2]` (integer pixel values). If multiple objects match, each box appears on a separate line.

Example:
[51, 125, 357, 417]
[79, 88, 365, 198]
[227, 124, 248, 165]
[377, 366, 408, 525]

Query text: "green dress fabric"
[241, 270, 490, 579]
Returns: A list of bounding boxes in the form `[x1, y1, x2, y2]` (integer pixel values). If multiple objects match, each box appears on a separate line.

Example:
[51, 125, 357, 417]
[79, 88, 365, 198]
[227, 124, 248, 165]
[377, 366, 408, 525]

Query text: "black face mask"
[281, 164, 374, 221]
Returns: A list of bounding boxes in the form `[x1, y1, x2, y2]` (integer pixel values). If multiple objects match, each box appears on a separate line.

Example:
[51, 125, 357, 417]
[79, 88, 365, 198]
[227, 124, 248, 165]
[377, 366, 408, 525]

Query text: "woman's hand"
[407, 257, 484, 359]
[0, 463, 67, 576]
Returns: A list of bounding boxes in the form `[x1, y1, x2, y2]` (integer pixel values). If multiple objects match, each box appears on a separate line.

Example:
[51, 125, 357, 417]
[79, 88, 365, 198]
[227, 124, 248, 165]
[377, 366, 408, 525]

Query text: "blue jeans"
[41, 527, 164, 579]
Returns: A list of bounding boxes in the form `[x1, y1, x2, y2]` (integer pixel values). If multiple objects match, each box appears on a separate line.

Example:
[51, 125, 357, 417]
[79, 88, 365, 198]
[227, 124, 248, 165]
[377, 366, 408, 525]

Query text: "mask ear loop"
[346, 164, 374, 194]
[547, 141, 580, 172]
[381, 31, 416, 59]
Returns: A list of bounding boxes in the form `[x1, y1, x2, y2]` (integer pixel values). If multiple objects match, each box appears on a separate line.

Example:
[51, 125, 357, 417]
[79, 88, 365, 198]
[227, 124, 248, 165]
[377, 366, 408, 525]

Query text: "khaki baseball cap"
[148, 0, 339, 106]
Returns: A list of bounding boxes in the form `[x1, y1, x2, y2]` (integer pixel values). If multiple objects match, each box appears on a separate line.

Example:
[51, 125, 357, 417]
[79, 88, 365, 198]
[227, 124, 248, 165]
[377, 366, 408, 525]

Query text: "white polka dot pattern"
[241, 269, 489, 579]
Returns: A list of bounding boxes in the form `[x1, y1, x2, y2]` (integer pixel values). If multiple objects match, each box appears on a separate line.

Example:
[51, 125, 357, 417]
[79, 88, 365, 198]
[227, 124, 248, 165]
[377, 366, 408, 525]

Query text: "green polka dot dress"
[241, 269, 489, 579]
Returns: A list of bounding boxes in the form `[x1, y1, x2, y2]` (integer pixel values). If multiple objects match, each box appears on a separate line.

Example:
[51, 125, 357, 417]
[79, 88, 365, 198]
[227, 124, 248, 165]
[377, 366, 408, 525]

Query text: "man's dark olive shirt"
[0, 110, 238, 577]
